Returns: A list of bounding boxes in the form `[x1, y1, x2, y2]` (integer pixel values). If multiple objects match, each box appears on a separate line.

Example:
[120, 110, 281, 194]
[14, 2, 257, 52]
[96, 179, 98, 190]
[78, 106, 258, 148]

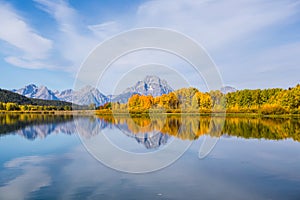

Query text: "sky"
[0, 0, 299, 94]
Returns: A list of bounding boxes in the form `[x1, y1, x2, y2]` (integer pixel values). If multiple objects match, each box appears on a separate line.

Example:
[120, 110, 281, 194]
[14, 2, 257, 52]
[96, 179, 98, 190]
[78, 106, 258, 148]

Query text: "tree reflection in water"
[1, 114, 299, 149]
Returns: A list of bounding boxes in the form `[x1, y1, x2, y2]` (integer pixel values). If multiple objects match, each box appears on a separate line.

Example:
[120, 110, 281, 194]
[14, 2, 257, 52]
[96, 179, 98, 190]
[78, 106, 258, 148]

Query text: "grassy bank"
[2, 110, 299, 118]
[95, 109, 300, 118]
[0, 110, 95, 115]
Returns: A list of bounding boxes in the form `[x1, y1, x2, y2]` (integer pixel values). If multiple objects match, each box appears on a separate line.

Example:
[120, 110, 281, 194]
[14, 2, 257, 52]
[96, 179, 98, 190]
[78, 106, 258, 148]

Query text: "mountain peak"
[24, 84, 38, 91]
[14, 84, 38, 98]
[112, 75, 173, 103]
[11, 76, 173, 106]
[72, 85, 108, 106]
[13, 84, 57, 101]
[220, 86, 237, 94]
[12, 84, 108, 106]
[137, 75, 173, 96]
[27, 83, 38, 88]
[79, 85, 96, 92]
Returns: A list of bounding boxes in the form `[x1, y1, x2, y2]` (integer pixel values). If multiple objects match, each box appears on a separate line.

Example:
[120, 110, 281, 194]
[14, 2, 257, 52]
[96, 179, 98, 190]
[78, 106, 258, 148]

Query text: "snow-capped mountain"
[12, 76, 174, 105]
[124, 75, 173, 96]
[35, 86, 59, 100]
[56, 89, 74, 102]
[112, 75, 173, 103]
[9, 116, 169, 149]
[13, 84, 59, 100]
[12, 84, 108, 106]
[12, 84, 37, 97]
[71, 86, 109, 106]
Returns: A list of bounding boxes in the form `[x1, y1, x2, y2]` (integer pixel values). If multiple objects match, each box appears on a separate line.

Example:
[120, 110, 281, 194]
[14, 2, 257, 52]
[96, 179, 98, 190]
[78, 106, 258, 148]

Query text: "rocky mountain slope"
[12, 75, 174, 106]
[112, 75, 173, 103]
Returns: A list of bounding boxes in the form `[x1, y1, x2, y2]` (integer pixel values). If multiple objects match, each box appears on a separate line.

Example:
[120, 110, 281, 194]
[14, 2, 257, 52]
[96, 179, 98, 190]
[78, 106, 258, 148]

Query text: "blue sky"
[0, 0, 299, 93]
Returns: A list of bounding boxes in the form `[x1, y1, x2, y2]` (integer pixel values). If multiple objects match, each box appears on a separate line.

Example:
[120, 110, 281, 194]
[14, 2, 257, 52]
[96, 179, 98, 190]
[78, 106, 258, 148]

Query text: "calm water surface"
[0, 114, 300, 200]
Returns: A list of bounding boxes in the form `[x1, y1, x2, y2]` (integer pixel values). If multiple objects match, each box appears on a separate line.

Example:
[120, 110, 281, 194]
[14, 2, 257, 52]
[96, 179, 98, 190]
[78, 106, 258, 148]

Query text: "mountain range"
[12, 84, 59, 100]
[1, 116, 169, 149]
[110, 75, 173, 103]
[11, 75, 174, 106]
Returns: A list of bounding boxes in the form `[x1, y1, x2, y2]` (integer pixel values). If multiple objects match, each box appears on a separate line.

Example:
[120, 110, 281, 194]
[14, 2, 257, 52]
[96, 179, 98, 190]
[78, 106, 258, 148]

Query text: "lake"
[0, 114, 300, 199]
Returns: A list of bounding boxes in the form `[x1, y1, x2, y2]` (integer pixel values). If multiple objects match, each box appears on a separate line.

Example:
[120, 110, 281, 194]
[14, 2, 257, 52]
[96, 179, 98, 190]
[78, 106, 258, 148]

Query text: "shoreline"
[0, 110, 94, 115]
[1, 110, 299, 118]
[94, 111, 300, 118]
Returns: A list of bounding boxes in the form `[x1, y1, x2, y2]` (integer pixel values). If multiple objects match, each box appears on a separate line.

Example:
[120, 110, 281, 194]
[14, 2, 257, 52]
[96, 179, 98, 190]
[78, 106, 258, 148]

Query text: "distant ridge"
[11, 75, 174, 105]
[12, 84, 108, 106]
[12, 84, 58, 100]
[0, 88, 74, 107]
[10, 76, 239, 106]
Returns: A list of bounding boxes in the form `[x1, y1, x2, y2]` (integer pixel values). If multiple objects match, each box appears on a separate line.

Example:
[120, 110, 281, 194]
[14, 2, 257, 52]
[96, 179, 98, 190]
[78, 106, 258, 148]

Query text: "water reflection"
[0, 156, 52, 200]
[0, 114, 74, 139]
[1, 114, 300, 148]
[97, 116, 300, 143]
[0, 114, 300, 199]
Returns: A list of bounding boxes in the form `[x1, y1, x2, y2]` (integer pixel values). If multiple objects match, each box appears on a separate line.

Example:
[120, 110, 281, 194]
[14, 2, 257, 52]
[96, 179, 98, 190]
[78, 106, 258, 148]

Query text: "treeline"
[225, 84, 300, 114]
[0, 89, 73, 106]
[0, 102, 95, 111]
[0, 102, 72, 111]
[0, 114, 74, 135]
[97, 115, 300, 142]
[0, 88, 88, 111]
[97, 84, 300, 115]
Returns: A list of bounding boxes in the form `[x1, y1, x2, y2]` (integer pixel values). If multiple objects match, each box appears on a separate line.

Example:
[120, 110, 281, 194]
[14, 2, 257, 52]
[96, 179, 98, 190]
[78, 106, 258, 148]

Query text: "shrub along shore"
[97, 84, 300, 116]
[1, 84, 299, 117]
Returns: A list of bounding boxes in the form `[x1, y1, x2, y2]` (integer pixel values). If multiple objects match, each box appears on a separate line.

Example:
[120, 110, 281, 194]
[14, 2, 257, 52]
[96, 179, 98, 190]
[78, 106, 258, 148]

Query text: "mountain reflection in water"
[1, 114, 300, 149]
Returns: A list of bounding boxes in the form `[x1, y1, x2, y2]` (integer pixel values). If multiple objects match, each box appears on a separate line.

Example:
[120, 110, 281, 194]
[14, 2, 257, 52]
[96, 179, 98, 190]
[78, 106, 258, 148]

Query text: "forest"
[0, 88, 87, 111]
[97, 115, 300, 142]
[0, 114, 74, 135]
[97, 84, 300, 115]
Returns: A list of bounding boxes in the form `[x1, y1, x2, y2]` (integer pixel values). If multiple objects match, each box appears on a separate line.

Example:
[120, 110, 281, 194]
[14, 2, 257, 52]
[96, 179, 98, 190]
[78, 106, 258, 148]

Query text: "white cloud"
[90, 0, 300, 89]
[4, 56, 60, 70]
[0, 0, 299, 88]
[88, 21, 122, 39]
[0, 156, 51, 200]
[34, 0, 123, 72]
[136, 0, 299, 51]
[34, 0, 76, 32]
[131, 0, 300, 88]
[0, 3, 52, 68]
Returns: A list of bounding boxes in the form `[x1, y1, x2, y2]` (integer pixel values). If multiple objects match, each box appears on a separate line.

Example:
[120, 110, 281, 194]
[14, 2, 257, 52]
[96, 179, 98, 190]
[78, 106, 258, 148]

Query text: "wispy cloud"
[0, 3, 52, 68]
[0, 156, 51, 200]
[95, 0, 300, 89]
[34, 0, 123, 72]
[0, 0, 299, 88]
[88, 21, 123, 39]
[136, 0, 299, 51]
[4, 56, 59, 70]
